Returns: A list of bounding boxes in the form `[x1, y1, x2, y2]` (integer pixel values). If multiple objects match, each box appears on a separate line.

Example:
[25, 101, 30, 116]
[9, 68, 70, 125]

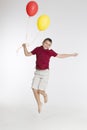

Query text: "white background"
[0, 0, 87, 129]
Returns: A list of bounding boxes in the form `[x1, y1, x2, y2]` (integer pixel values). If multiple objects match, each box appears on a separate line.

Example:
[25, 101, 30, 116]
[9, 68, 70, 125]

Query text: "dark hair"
[43, 38, 52, 43]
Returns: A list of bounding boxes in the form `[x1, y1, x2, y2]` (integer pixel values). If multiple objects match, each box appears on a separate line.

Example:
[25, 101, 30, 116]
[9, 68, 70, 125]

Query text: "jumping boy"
[22, 38, 78, 113]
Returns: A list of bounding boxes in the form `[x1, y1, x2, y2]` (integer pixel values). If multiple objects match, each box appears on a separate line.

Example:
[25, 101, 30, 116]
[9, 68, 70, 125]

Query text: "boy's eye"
[45, 43, 51, 46]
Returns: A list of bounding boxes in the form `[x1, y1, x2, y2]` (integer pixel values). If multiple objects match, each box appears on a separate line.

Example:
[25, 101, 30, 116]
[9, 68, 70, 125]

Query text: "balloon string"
[25, 16, 31, 43]
[16, 31, 40, 53]
[16, 16, 31, 53]
[27, 31, 40, 45]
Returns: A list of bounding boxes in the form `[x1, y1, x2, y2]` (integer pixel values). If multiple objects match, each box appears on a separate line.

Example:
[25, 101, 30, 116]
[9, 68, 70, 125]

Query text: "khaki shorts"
[31, 69, 49, 91]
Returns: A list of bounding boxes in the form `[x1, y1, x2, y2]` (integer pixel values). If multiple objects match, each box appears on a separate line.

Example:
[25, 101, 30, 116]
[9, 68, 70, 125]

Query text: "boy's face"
[42, 40, 52, 50]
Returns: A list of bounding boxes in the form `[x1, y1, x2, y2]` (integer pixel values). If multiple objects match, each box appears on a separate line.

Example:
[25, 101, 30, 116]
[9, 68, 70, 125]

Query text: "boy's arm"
[56, 53, 78, 58]
[22, 43, 32, 56]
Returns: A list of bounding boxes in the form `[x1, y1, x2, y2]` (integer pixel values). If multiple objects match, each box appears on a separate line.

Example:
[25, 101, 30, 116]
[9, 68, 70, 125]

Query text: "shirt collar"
[41, 45, 49, 50]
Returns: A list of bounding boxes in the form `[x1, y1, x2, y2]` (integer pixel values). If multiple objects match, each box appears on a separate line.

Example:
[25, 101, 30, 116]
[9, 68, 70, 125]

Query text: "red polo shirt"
[31, 46, 58, 70]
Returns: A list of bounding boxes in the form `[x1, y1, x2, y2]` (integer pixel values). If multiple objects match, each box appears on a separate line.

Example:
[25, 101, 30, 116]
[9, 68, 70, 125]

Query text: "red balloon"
[26, 1, 38, 16]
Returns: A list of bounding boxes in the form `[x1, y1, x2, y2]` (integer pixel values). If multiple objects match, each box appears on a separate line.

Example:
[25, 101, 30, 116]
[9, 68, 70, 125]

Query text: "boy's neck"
[42, 45, 49, 50]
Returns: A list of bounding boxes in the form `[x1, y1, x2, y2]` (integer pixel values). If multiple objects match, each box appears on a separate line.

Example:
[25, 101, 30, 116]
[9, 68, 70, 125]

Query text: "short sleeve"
[50, 49, 58, 57]
[31, 47, 39, 55]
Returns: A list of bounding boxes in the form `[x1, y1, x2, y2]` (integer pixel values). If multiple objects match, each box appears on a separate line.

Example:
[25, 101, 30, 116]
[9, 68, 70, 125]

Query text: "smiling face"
[42, 39, 52, 50]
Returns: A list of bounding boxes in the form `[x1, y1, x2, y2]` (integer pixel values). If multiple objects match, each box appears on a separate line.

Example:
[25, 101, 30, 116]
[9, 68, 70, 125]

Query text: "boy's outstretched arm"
[56, 53, 78, 58]
[22, 43, 32, 56]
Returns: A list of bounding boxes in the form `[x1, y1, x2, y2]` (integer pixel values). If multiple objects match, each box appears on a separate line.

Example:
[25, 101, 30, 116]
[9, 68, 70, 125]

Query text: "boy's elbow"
[24, 52, 28, 56]
[25, 52, 32, 56]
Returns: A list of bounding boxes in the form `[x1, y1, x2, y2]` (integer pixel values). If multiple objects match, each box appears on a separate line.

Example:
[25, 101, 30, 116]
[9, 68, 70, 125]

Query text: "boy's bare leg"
[32, 88, 42, 113]
[38, 90, 48, 103]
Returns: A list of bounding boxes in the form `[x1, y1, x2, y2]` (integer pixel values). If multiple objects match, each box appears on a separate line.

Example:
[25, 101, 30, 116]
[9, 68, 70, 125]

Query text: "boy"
[22, 38, 78, 113]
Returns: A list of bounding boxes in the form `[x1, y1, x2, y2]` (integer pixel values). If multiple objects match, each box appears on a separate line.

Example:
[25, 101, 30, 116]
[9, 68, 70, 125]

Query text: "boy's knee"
[32, 88, 34, 91]
[32, 88, 37, 92]
[38, 89, 45, 94]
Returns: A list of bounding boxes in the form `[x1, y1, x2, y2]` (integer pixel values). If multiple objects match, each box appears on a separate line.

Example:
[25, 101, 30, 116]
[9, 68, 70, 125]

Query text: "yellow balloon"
[37, 15, 50, 31]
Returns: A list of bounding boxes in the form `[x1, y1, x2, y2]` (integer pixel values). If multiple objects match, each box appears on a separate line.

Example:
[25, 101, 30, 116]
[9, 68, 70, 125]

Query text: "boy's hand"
[72, 53, 78, 57]
[22, 43, 26, 48]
